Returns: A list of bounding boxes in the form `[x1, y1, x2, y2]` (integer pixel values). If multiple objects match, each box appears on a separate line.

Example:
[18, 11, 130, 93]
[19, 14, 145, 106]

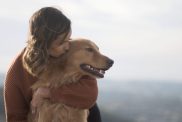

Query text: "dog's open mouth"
[80, 64, 106, 78]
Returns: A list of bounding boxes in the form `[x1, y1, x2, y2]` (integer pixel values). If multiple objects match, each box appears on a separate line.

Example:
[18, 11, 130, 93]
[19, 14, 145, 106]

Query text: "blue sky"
[0, 0, 182, 81]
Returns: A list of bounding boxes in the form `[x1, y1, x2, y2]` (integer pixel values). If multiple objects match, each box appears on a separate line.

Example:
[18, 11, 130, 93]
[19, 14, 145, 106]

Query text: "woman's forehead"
[58, 30, 71, 38]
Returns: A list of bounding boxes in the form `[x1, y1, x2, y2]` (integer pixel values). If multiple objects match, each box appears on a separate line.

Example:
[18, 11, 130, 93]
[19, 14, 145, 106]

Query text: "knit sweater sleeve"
[4, 53, 30, 122]
[50, 76, 98, 109]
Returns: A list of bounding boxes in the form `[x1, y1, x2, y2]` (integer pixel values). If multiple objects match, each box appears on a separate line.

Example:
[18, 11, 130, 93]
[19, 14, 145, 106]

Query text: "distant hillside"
[98, 81, 182, 122]
[100, 109, 134, 122]
[0, 74, 5, 121]
[0, 73, 4, 86]
[0, 87, 5, 122]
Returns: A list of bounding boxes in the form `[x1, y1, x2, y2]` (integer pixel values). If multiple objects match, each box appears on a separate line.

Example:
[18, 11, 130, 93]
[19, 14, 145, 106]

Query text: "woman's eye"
[86, 47, 94, 52]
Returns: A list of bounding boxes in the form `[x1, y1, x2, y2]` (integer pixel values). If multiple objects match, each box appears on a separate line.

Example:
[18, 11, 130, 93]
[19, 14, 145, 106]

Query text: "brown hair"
[23, 7, 71, 76]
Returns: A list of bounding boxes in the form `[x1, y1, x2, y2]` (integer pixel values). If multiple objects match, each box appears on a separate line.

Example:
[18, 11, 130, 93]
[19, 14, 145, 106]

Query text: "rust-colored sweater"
[4, 50, 98, 122]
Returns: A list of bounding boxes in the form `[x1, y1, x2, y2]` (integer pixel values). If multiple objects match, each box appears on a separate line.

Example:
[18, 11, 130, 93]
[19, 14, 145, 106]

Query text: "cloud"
[0, 0, 182, 80]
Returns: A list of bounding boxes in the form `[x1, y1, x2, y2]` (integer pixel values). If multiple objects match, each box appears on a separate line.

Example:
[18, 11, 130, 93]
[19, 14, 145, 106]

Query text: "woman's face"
[52, 29, 72, 46]
[49, 29, 72, 57]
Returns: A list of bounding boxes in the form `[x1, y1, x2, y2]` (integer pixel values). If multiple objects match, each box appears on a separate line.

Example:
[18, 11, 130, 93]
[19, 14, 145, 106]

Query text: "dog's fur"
[27, 39, 113, 122]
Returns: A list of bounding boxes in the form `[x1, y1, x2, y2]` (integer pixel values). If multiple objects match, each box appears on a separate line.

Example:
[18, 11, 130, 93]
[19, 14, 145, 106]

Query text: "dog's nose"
[107, 58, 114, 67]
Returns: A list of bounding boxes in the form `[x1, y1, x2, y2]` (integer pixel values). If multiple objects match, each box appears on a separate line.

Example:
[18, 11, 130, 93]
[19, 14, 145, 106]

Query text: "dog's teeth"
[99, 70, 105, 74]
[86, 65, 90, 68]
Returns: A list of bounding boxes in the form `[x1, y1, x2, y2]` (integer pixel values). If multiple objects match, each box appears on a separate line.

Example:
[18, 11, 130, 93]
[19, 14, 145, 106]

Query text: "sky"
[0, 0, 182, 81]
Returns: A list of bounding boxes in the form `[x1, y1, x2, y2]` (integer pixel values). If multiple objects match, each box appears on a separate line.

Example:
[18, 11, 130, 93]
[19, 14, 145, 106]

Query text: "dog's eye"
[85, 47, 94, 52]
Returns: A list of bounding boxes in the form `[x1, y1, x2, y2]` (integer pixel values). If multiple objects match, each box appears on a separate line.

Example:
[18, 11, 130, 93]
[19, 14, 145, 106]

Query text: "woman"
[4, 7, 101, 122]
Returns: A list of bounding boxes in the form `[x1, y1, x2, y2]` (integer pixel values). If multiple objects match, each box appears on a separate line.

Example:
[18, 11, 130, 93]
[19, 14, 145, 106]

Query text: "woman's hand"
[31, 87, 50, 113]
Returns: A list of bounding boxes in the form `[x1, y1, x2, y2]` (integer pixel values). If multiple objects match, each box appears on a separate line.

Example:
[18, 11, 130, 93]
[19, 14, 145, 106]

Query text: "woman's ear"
[49, 42, 70, 57]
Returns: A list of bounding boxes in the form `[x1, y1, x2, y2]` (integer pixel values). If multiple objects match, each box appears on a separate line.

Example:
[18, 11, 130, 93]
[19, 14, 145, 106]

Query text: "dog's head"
[59, 38, 114, 78]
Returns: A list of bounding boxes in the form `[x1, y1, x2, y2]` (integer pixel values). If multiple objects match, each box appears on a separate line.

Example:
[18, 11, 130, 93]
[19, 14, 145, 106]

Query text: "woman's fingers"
[31, 87, 50, 113]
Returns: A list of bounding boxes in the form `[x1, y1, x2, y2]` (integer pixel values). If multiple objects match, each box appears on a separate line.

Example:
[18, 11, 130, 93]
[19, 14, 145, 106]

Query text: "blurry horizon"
[0, 0, 182, 81]
[1, 76, 182, 122]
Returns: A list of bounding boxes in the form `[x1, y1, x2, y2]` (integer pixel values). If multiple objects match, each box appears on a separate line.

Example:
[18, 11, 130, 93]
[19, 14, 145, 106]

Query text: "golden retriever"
[28, 38, 114, 122]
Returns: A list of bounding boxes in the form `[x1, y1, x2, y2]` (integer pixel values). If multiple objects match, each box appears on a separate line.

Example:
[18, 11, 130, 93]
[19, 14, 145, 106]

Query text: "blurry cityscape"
[1, 74, 182, 122]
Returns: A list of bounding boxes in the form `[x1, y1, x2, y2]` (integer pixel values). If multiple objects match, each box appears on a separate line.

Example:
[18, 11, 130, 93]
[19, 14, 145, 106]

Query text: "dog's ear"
[49, 42, 70, 57]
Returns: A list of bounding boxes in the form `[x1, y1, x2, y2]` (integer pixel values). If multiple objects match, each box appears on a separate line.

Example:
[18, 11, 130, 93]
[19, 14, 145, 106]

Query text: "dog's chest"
[32, 101, 88, 122]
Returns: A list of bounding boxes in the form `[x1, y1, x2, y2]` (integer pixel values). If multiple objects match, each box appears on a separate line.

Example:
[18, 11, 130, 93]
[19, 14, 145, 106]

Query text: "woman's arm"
[49, 76, 98, 109]
[31, 76, 101, 121]
[4, 56, 29, 122]
[32, 76, 98, 109]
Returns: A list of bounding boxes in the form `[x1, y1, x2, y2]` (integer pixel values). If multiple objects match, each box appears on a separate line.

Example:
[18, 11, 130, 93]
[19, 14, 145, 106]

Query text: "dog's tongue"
[50, 76, 98, 109]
